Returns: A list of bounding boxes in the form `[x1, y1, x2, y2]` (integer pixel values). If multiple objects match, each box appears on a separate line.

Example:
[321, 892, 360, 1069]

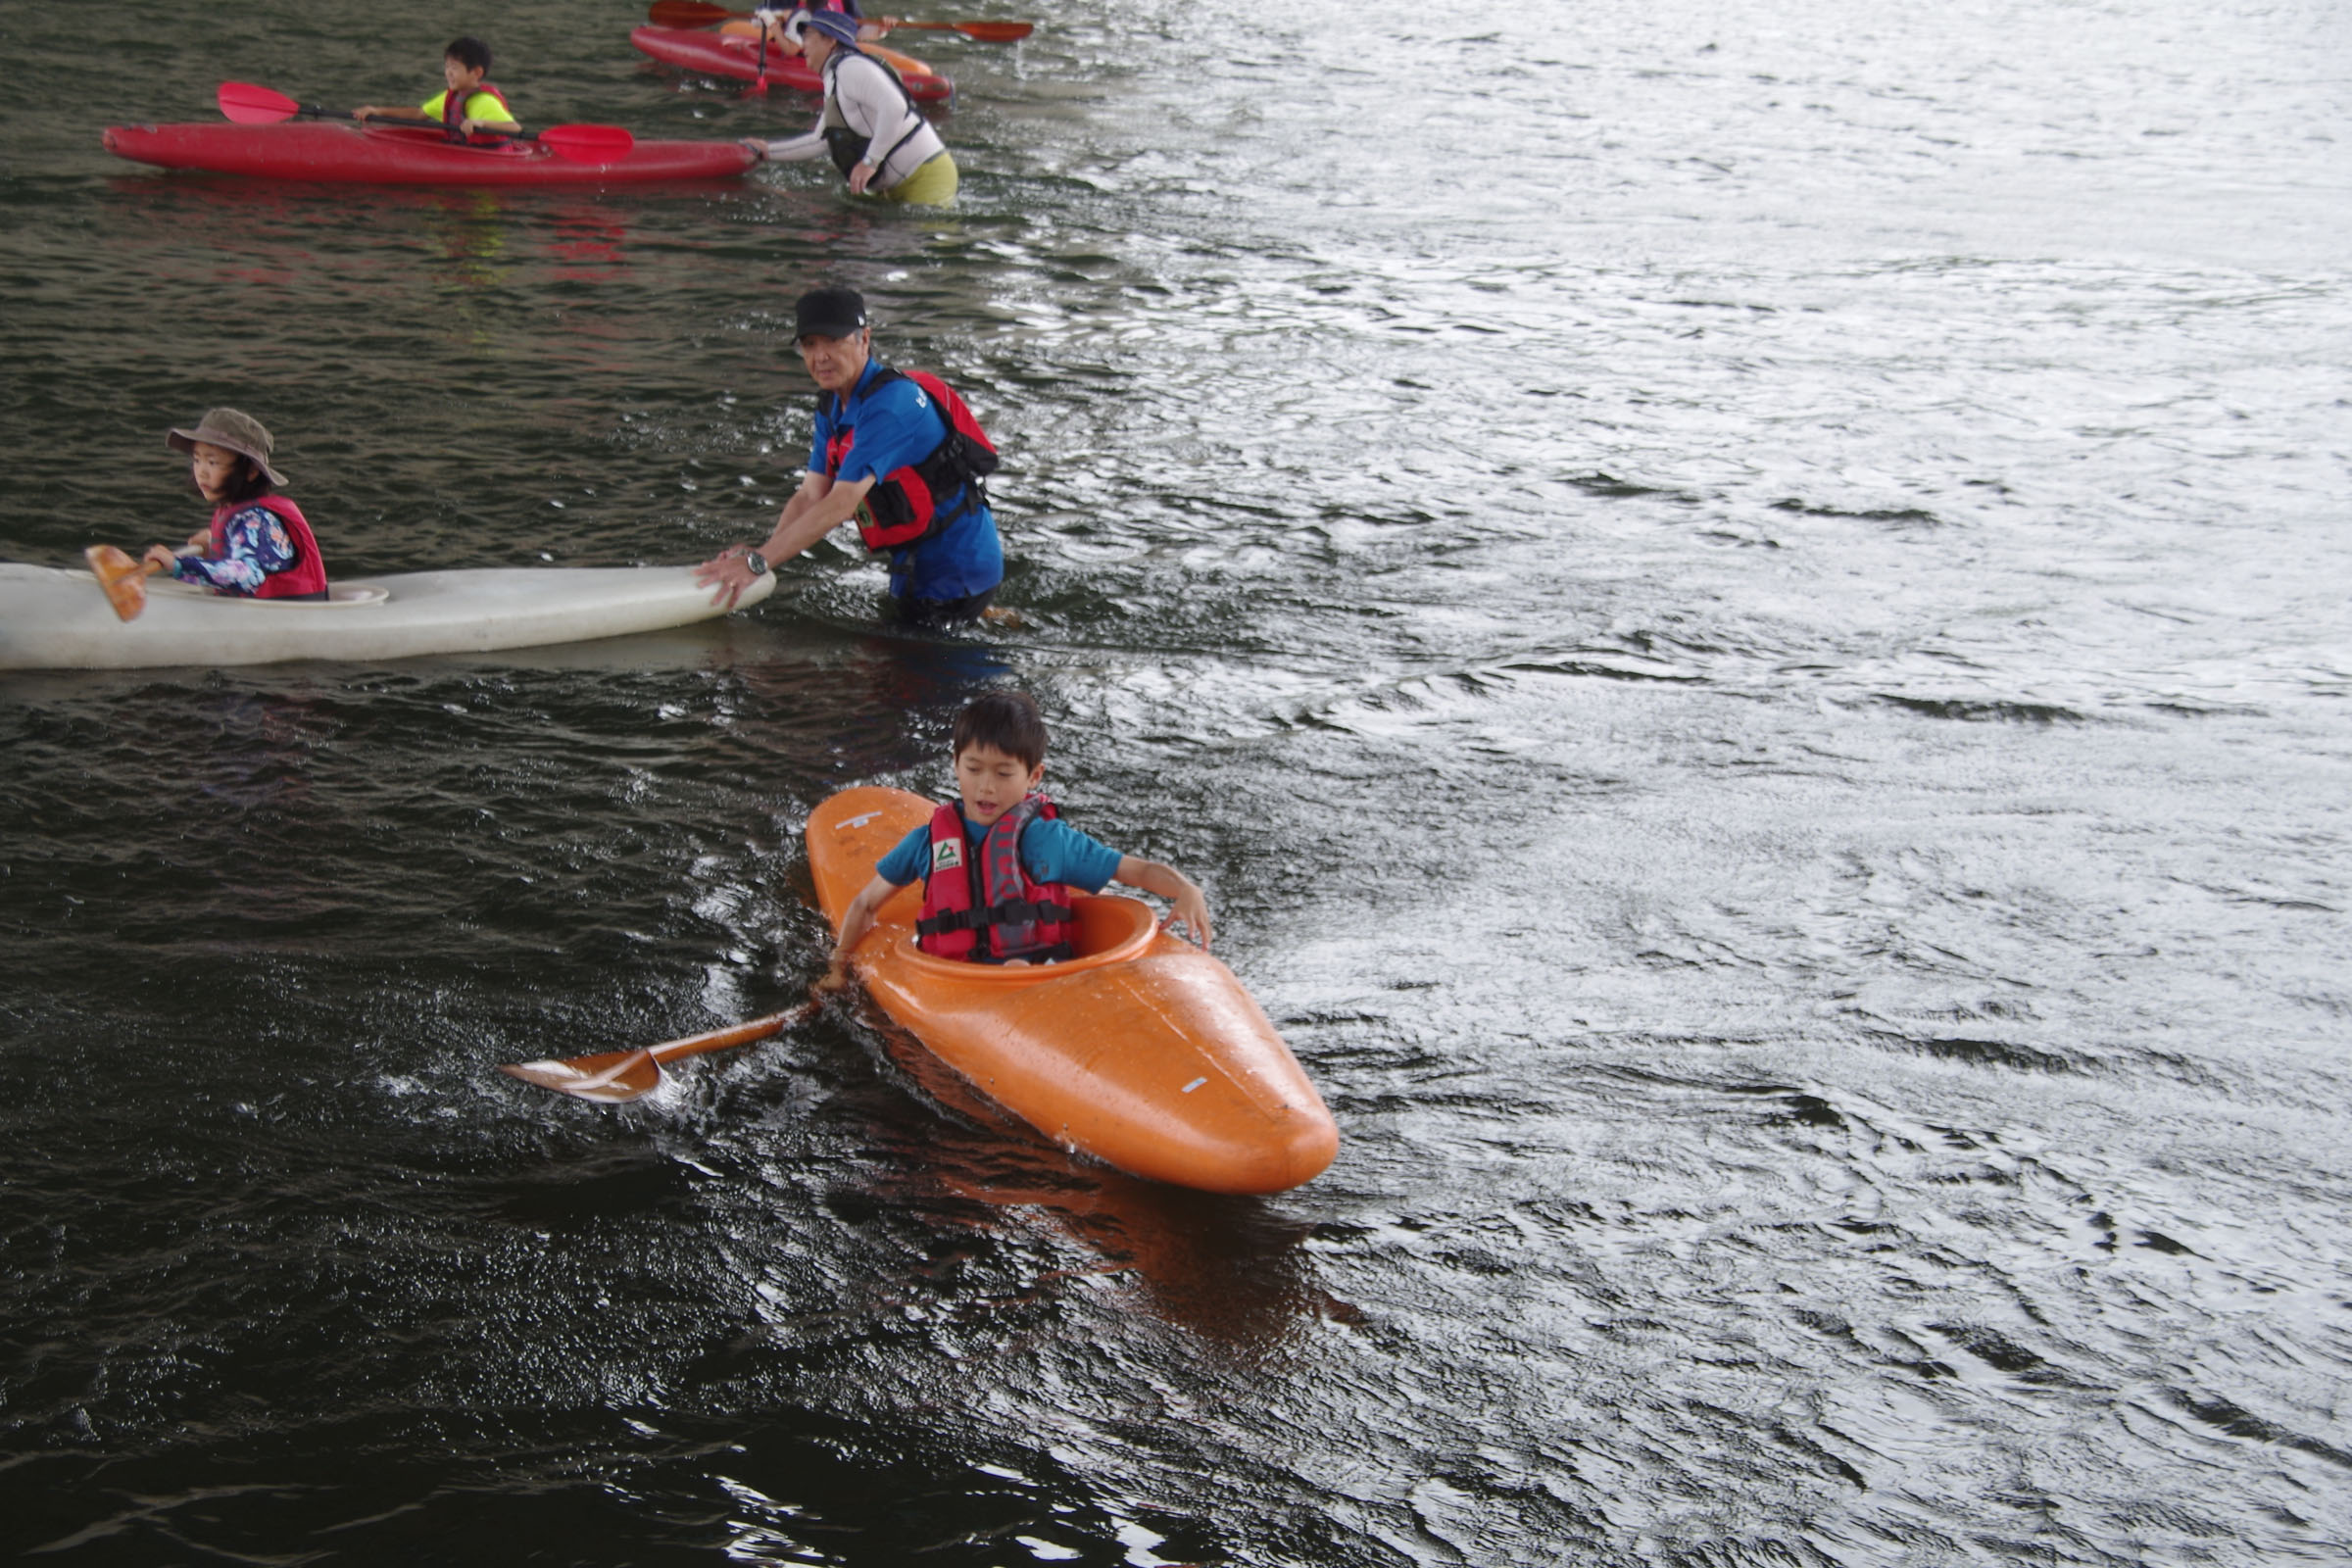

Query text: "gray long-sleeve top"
[754, 48, 946, 190]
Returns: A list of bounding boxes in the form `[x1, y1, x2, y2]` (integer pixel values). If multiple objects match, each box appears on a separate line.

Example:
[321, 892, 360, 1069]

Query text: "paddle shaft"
[337, 106, 595, 151]
[497, 985, 838, 1099]
[648, 1001, 817, 1065]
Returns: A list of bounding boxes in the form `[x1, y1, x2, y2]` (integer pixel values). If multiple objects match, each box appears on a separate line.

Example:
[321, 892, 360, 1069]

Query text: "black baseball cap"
[795, 286, 867, 340]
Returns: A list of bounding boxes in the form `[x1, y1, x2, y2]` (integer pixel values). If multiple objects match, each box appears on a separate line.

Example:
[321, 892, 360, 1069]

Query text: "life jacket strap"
[916, 896, 1074, 937]
[823, 48, 927, 181]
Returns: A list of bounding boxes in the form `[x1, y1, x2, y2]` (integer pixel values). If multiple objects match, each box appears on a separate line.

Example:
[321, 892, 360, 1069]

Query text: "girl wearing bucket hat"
[738, 6, 958, 205]
[141, 410, 330, 601]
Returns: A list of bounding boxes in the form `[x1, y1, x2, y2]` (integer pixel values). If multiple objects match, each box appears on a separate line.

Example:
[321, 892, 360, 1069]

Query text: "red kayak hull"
[629, 25, 953, 103]
[101, 122, 757, 186]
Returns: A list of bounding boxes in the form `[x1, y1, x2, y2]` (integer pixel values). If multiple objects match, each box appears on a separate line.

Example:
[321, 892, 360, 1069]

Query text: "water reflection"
[856, 1019, 1338, 1355]
[423, 186, 511, 290]
[10, 0, 2350, 1560]
[545, 203, 631, 279]
[94, 176, 670, 297]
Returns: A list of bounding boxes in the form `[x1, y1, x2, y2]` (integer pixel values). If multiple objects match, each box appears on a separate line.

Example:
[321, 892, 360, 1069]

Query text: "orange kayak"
[807, 787, 1339, 1195]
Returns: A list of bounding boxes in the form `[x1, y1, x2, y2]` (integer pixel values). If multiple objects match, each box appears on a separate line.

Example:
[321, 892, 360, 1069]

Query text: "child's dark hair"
[208, 457, 274, 505]
[445, 36, 493, 73]
[953, 692, 1049, 771]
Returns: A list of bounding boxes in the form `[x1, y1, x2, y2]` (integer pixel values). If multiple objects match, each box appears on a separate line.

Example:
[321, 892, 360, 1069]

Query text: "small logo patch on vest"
[932, 839, 964, 871]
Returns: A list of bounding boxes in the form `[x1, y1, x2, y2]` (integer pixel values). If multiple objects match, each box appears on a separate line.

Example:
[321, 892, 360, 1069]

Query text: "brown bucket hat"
[166, 408, 288, 486]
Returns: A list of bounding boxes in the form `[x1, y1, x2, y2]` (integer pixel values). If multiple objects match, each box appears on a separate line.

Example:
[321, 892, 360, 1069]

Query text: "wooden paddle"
[501, 966, 848, 1102]
[84, 545, 165, 621]
[216, 82, 636, 161]
[647, 1, 1031, 41]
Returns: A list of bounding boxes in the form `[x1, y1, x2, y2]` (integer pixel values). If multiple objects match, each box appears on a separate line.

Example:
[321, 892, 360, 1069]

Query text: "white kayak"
[0, 563, 775, 670]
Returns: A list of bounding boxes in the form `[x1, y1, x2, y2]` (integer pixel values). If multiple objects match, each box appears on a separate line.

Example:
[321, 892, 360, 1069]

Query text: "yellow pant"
[884, 152, 958, 206]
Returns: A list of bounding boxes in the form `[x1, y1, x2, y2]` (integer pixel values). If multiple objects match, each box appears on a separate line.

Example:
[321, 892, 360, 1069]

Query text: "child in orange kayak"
[832, 692, 1212, 966]
[353, 36, 520, 142]
[140, 409, 328, 600]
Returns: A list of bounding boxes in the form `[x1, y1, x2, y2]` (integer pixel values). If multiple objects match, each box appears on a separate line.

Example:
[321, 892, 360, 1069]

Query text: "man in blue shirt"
[699, 285, 1004, 625]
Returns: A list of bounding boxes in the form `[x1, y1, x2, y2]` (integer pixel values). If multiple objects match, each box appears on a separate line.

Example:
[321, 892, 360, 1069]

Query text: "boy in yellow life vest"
[353, 37, 519, 143]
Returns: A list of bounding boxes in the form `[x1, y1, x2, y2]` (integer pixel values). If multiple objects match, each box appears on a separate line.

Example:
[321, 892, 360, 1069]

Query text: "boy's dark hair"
[952, 692, 1049, 771]
[211, 457, 274, 505]
[444, 36, 494, 74]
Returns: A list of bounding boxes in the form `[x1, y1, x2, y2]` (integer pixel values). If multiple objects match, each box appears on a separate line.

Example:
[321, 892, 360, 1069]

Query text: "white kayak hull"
[0, 564, 774, 670]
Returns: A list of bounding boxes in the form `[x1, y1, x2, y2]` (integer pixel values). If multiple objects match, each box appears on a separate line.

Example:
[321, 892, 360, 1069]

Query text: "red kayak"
[101, 122, 757, 185]
[630, 25, 953, 103]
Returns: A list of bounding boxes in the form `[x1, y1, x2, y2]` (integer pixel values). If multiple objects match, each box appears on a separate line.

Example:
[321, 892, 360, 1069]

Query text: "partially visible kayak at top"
[101, 122, 757, 185]
[0, 563, 775, 670]
[629, 24, 953, 103]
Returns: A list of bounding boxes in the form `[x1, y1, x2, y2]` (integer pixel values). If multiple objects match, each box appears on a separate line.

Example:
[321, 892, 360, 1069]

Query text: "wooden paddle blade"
[500, 1050, 665, 1102]
[649, 0, 743, 27]
[218, 80, 301, 124]
[536, 124, 638, 163]
[83, 545, 152, 621]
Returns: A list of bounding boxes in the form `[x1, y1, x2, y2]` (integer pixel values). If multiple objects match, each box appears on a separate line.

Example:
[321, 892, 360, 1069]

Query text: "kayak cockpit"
[884, 894, 1161, 984]
[123, 576, 392, 609]
[359, 124, 546, 162]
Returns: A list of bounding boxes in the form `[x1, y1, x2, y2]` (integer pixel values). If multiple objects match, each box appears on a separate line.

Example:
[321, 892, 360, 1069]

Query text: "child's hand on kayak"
[1161, 882, 1213, 951]
[831, 873, 896, 970]
[814, 956, 850, 994]
[1113, 856, 1214, 950]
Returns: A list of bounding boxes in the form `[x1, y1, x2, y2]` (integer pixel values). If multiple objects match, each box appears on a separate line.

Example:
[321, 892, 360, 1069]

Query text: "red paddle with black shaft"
[217, 82, 636, 161]
[647, 0, 1032, 40]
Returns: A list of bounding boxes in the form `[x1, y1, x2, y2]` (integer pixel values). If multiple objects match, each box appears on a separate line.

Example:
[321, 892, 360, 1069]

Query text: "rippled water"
[5, 0, 2350, 1562]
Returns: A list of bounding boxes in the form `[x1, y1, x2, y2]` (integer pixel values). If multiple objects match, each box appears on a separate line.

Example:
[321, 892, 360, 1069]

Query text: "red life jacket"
[820, 365, 1000, 554]
[913, 794, 1077, 963]
[441, 80, 514, 143]
[209, 496, 328, 600]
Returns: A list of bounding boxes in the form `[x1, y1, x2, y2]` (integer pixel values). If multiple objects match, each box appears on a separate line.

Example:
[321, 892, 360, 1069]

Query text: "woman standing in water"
[738, 10, 957, 205]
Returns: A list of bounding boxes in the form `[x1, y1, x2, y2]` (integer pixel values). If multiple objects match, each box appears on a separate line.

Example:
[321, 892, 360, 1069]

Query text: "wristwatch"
[743, 550, 770, 577]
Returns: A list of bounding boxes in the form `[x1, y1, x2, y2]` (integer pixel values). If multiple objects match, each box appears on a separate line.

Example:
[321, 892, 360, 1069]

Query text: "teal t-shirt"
[875, 808, 1121, 893]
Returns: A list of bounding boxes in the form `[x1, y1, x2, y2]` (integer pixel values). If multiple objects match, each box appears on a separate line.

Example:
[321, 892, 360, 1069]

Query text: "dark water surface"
[5, 0, 2350, 1562]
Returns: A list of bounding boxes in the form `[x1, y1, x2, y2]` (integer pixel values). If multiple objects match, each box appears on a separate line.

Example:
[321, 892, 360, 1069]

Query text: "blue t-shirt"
[811, 361, 1003, 604]
[875, 807, 1123, 894]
